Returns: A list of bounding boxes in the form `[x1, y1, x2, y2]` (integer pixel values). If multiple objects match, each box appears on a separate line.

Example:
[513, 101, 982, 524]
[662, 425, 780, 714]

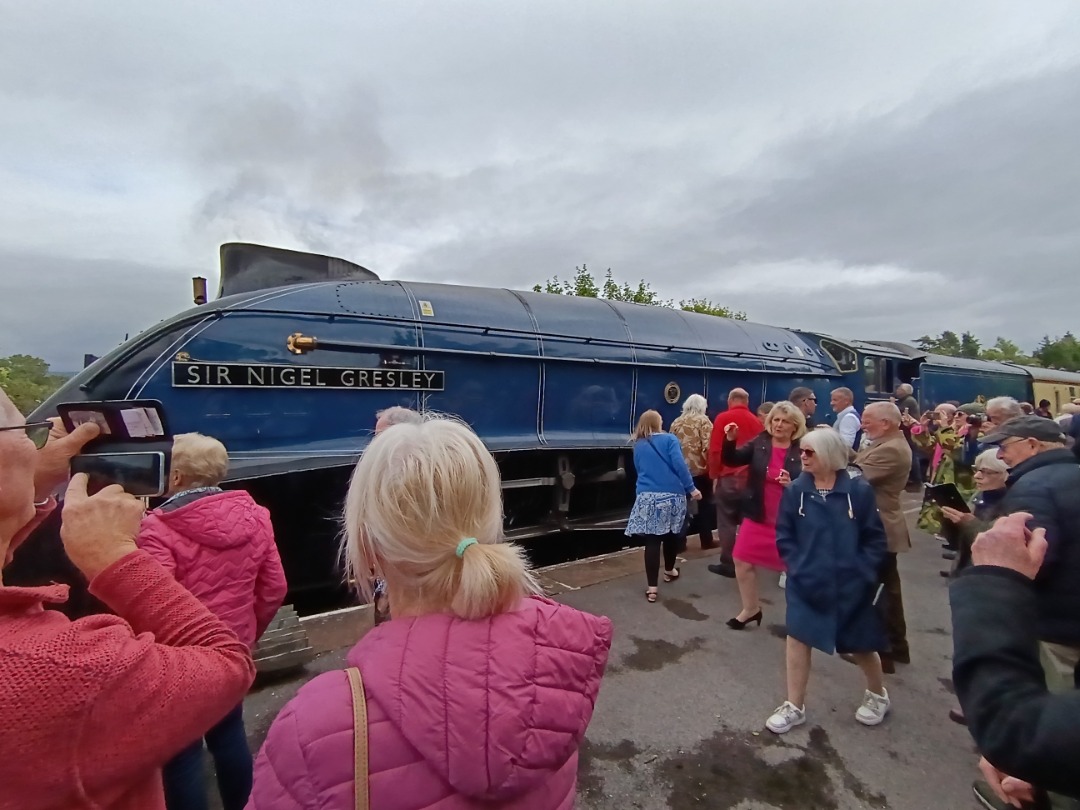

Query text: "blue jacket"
[776, 471, 887, 654]
[633, 434, 696, 496]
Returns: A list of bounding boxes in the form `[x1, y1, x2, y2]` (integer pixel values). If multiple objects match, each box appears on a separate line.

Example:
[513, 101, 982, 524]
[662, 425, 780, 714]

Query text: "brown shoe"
[880, 655, 896, 675]
[948, 708, 967, 726]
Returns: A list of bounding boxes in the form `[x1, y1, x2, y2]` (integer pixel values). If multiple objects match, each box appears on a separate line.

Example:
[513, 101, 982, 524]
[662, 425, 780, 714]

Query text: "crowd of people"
[2, 376, 1079, 809]
[0, 394, 612, 810]
[628, 384, 1080, 810]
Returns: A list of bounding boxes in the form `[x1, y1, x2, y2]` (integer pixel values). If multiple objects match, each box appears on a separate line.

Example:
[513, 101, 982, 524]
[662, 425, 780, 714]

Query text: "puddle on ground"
[623, 636, 705, 672]
[578, 737, 642, 797]
[656, 724, 889, 810]
[664, 598, 709, 621]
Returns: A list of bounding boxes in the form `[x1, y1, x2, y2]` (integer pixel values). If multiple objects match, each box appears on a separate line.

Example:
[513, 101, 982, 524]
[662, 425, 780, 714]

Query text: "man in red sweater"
[707, 388, 764, 577]
[0, 390, 256, 810]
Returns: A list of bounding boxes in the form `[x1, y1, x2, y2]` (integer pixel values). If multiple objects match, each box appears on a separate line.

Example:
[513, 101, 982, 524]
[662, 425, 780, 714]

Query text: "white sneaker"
[778, 572, 787, 589]
[855, 688, 890, 726]
[765, 701, 806, 734]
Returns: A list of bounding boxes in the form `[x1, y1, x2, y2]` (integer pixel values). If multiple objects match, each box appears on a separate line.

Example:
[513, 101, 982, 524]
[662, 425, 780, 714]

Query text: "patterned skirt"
[625, 491, 687, 536]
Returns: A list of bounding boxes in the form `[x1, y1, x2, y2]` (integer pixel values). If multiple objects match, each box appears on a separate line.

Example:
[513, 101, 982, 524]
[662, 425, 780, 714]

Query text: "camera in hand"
[57, 399, 172, 497]
[966, 414, 983, 427]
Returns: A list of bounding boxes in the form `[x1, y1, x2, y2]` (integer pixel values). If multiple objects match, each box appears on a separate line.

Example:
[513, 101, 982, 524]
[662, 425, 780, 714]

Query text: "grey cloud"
[0, 251, 194, 371]
[4, 3, 1080, 366]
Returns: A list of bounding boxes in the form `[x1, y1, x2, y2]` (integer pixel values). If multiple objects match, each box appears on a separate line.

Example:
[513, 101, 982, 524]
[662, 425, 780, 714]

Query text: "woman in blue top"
[626, 410, 702, 602]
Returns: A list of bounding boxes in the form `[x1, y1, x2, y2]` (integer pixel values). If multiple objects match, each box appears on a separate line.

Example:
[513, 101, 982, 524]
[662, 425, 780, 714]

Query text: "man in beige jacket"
[854, 401, 913, 673]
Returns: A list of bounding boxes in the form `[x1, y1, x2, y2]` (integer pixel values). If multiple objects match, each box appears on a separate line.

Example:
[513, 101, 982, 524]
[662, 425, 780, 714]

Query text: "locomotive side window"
[862, 356, 883, 393]
[818, 339, 858, 373]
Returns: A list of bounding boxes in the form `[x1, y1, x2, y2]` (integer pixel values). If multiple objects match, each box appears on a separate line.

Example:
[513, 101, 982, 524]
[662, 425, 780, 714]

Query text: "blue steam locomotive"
[26, 243, 1079, 601]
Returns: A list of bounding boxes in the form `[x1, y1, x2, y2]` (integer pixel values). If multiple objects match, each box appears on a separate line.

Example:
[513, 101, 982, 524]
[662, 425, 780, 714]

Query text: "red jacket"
[137, 490, 286, 647]
[708, 405, 764, 479]
[0, 549, 255, 810]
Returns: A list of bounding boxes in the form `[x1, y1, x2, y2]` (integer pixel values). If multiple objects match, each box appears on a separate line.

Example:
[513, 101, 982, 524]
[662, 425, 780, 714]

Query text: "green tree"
[1033, 333, 1080, 371]
[678, 297, 747, 319]
[913, 331, 963, 356]
[533, 266, 747, 320]
[959, 331, 981, 359]
[979, 337, 1032, 364]
[0, 354, 66, 414]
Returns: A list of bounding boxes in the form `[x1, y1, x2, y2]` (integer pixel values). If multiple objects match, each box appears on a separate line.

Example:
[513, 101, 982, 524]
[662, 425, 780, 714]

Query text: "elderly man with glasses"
[981, 416, 1080, 693]
[0, 390, 255, 810]
[853, 402, 913, 673]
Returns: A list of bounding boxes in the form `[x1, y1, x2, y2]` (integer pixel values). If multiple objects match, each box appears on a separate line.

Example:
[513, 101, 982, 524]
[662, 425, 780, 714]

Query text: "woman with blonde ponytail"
[248, 415, 613, 810]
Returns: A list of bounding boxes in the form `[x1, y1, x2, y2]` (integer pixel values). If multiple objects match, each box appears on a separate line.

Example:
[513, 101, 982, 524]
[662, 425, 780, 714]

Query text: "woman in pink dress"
[721, 400, 806, 629]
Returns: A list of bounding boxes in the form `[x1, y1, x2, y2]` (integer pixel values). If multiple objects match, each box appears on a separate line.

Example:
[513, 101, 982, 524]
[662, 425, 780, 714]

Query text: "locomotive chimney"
[192, 276, 208, 305]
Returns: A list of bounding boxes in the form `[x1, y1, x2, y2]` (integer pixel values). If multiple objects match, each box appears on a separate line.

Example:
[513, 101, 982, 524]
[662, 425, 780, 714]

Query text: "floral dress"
[912, 424, 975, 534]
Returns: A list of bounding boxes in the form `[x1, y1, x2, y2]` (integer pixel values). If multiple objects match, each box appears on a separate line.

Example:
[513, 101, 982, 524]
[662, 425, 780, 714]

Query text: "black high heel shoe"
[726, 610, 763, 630]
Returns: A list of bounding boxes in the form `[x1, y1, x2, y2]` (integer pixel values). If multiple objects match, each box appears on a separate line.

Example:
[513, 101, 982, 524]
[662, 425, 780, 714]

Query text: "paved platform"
[239, 497, 981, 810]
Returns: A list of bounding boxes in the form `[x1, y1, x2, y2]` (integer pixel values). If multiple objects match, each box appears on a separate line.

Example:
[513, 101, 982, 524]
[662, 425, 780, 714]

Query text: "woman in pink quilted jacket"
[247, 416, 613, 810]
[136, 432, 288, 810]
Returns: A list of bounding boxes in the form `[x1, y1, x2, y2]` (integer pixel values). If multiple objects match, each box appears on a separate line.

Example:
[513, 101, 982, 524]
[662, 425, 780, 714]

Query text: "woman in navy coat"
[765, 427, 892, 735]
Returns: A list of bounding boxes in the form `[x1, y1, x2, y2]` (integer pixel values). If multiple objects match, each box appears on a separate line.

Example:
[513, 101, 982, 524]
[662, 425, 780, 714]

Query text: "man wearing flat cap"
[981, 415, 1080, 654]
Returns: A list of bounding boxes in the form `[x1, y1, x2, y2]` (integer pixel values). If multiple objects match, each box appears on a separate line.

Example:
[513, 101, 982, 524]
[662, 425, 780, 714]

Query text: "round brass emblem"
[664, 382, 681, 404]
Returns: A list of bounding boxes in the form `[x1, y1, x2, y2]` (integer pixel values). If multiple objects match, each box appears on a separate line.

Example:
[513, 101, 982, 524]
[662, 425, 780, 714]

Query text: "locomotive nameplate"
[172, 362, 444, 391]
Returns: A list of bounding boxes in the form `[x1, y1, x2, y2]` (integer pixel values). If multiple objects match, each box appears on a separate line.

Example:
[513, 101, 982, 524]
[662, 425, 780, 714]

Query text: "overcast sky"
[2, 2, 1078, 370]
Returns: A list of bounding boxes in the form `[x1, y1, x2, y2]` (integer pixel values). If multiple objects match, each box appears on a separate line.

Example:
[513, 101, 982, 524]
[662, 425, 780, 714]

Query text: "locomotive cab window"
[862, 356, 884, 394]
[818, 339, 858, 373]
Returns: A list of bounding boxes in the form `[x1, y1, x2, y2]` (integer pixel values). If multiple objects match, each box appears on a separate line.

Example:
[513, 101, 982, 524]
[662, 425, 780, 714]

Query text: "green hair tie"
[456, 538, 478, 558]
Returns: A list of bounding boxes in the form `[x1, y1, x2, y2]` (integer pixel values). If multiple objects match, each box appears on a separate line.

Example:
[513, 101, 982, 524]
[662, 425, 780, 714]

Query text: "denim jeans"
[163, 703, 252, 810]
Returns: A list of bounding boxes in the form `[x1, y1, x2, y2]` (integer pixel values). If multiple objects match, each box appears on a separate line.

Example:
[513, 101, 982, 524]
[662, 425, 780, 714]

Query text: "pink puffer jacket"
[247, 596, 613, 810]
[136, 490, 287, 647]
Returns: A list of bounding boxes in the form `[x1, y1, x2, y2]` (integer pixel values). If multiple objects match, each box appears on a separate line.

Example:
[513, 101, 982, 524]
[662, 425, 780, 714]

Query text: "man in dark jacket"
[789, 387, 817, 430]
[950, 512, 1080, 806]
[981, 415, 1080, 648]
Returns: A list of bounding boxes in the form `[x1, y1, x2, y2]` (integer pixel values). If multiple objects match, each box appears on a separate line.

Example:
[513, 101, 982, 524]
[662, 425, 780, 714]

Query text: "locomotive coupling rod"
[287, 333, 319, 355]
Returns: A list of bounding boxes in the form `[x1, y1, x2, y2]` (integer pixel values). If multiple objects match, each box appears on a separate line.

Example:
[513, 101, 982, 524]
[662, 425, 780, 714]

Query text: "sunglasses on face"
[799, 448, 816, 457]
[0, 421, 52, 449]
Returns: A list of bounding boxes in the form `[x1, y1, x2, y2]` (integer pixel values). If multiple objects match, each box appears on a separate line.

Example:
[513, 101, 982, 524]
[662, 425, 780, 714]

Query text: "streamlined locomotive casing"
[27, 258, 838, 599]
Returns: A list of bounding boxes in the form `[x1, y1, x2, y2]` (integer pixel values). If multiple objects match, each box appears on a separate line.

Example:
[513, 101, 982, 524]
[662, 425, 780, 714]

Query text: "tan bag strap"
[346, 667, 370, 810]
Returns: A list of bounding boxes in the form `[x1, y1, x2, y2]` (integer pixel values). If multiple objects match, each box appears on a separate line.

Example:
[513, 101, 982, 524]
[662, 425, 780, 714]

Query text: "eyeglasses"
[997, 437, 1026, 449]
[0, 421, 52, 450]
[974, 467, 1004, 474]
[799, 448, 816, 457]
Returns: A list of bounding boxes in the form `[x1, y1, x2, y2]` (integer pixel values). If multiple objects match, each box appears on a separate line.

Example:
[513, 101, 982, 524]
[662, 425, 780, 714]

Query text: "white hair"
[375, 406, 424, 430]
[682, 394, 707, 415]
[171, 433, 229, 487]
[973, 448, 1009, 474]
[342, 414, 541, 619]
[896, 383, 913, 397]
[799, 428, 851, 472]
[864, 401, 901, 426]
[986, 396, 1022, 422]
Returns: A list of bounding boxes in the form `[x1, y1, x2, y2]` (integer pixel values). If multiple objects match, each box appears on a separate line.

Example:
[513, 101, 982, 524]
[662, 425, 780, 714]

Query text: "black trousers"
[880, 552, 910, 662]
[689, 474, 715, 547]
[639, 533, 680, 587]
